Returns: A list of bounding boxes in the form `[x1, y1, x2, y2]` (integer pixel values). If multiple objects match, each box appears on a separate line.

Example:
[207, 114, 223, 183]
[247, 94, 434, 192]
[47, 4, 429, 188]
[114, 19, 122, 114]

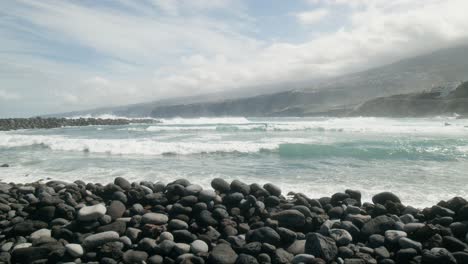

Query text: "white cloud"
[296, 8, 329, 25]
[0, 89, 21, 100]
[1, 0, 468, 116]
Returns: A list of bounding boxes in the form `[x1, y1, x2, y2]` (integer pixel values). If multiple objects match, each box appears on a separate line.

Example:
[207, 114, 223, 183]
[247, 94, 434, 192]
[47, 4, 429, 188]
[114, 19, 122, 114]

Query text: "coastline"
[0, 178, 467, 263]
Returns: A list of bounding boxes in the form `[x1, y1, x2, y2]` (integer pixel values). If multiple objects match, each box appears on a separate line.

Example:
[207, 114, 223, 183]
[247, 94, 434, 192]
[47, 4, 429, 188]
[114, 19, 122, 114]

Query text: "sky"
[1, 0, 468, 117]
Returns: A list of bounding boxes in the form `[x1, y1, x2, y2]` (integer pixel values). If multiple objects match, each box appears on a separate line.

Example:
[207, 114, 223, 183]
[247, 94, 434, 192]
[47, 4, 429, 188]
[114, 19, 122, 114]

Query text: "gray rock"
[211, 178, 231, 193]
[247, 227, 281, 246]
[169, 219, 189, 230]
[126, 227, 142, 242]
[78, 203, 106, 221]
[287, 240, 305, 255]
[83, 231, 119, 248]
[292, 254, 316, 264]
[13, 243, 32, 250]
[271, 209, 306, 228]
[399, 214, 415, 224]
[384, 230, 407, 244]
[305, 233, 338, 262]
[422, 247, 457, 264]
[157, 231, 174, 242]
[30, 228, 51, 242]
[372, 192, 401, 205]
[236, 254, 259, 264]
[174, 243, 191, 255]
[65, 243, 84, 257]
[190, 239, 209, 254]
[361, 215, 396, 237]
[159, 240, 176, 255]
[185, 184, 202, 195]
[403, 223, 425, 233]
[329, 229, 353, 246]
[399, 237, 422, 251]
[273, 248, 294, 264]
[123, 250, 148, 264]
[1, 242, 13, 252]
[263, 183, 281, 196]
[141, 213, 168, 225]
[374, 246, 390, 259]
[148, 255, 164, 264]
[114, 177, 131, 190]
[209, 243, 238, 264]
[107, 200, 126, 220]
[199, 189, 217, 202]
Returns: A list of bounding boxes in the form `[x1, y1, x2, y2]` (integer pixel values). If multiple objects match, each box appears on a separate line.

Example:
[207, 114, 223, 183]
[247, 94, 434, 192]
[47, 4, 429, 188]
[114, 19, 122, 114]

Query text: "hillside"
[351, 82, 468, 117]
[53, 44, 468, 118]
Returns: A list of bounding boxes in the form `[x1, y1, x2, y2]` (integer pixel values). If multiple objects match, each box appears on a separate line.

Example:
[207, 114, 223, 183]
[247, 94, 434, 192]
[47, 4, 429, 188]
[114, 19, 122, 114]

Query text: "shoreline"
[0, 178, 467, 263]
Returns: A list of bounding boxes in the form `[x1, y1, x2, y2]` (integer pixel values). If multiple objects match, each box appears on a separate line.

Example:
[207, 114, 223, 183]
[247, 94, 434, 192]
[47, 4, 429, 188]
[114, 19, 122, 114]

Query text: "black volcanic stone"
[211, 178, 230, 193]
[96, 220, 127, 235]
[198, 210, 218, 227]
[123, 250, 148, 264]
[372, 192, 401, 205]
[247, 227, 281, 246]
[173, 230, 196, 243]
[12, 246, 51, 263]
[345, 189, 362, 204]
[422, 248, 457, 264]
[328, 206, 344, 219]
[230, 180, 250, 195]
[276, 227, 297, 245]
[224, 192, 244, 206]
[443, 236, 467, 252]
[361, 215, 396, 237]
[35, 205, 56, 221]
[236, 253, 258, 264]
[114, 177, 131, 190]
[4, 179, 468, 264]
[240, 242, 262, 255]
[263, 183, 281, 197]
[209, 243, 238, 264]
[331, 192, 350, 206]
[305, 232, 338, 262]
[107, 200, 126, 220]
[272, 248, 293, 264]
[453, 251, 468, 264]
[271, 209, 305, 229]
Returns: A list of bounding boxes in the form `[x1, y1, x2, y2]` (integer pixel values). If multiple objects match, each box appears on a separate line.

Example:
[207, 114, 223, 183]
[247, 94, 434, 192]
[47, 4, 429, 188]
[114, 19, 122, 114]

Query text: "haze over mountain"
[59, 44, 468, 118]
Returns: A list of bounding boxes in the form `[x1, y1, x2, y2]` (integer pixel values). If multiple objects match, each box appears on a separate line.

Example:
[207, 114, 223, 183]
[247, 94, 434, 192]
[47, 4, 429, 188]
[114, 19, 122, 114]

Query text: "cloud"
[0, 89, 21, 100]
[296, 8, 329, 25]
[1, 0, 468, 116]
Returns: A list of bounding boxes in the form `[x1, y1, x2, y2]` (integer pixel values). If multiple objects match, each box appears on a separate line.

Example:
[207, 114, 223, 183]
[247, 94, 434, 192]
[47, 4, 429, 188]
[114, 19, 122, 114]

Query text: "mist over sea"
[1, 116, 467, 208]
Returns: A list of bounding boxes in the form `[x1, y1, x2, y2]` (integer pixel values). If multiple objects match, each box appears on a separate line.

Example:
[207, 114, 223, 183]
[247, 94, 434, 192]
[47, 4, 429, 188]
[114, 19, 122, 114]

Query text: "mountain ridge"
[51, 44, 468, 118]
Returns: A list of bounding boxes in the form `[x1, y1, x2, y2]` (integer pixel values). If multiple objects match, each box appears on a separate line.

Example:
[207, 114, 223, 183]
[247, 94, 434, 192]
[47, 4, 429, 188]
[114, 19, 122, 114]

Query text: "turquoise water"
[1, 116, 468, 207]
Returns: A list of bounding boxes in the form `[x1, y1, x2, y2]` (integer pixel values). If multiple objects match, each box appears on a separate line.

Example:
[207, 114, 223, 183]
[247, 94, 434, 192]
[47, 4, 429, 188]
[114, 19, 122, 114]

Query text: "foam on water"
[2, 116, 468, 208]
[0, 133, 281, 155]
[160, 117, 251, 125]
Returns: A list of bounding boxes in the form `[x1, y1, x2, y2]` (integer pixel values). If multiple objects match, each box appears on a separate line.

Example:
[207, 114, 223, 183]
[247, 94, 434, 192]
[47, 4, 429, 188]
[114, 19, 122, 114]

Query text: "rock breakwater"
[0, 177, 467, 263]
[0, 117, 158, 131]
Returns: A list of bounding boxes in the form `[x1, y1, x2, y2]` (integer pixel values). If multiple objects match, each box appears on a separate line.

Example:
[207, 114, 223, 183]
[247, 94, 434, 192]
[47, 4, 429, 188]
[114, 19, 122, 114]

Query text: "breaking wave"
[0, 133, 466, 160]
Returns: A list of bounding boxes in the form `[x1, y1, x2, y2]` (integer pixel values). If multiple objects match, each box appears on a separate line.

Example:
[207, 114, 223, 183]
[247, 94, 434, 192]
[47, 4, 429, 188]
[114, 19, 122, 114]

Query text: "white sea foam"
[160, 117, 251, 125]
[135, 117, 468, 134]
[67, 114, 156, 120]
[0, 134, 279, 155]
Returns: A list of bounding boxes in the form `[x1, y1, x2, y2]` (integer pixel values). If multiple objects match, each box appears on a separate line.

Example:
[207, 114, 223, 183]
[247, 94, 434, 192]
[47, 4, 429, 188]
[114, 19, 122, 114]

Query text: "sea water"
[1, 116, 468, 208]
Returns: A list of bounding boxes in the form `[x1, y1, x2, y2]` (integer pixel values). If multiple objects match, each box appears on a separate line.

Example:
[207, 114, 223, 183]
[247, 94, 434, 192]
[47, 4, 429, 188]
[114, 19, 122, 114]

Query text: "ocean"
[1, 116, 467, 208]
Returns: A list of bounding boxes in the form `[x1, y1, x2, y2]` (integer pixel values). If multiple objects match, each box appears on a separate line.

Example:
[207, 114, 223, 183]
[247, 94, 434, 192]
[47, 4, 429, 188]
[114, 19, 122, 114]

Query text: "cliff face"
[351, 82, 468, 117]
